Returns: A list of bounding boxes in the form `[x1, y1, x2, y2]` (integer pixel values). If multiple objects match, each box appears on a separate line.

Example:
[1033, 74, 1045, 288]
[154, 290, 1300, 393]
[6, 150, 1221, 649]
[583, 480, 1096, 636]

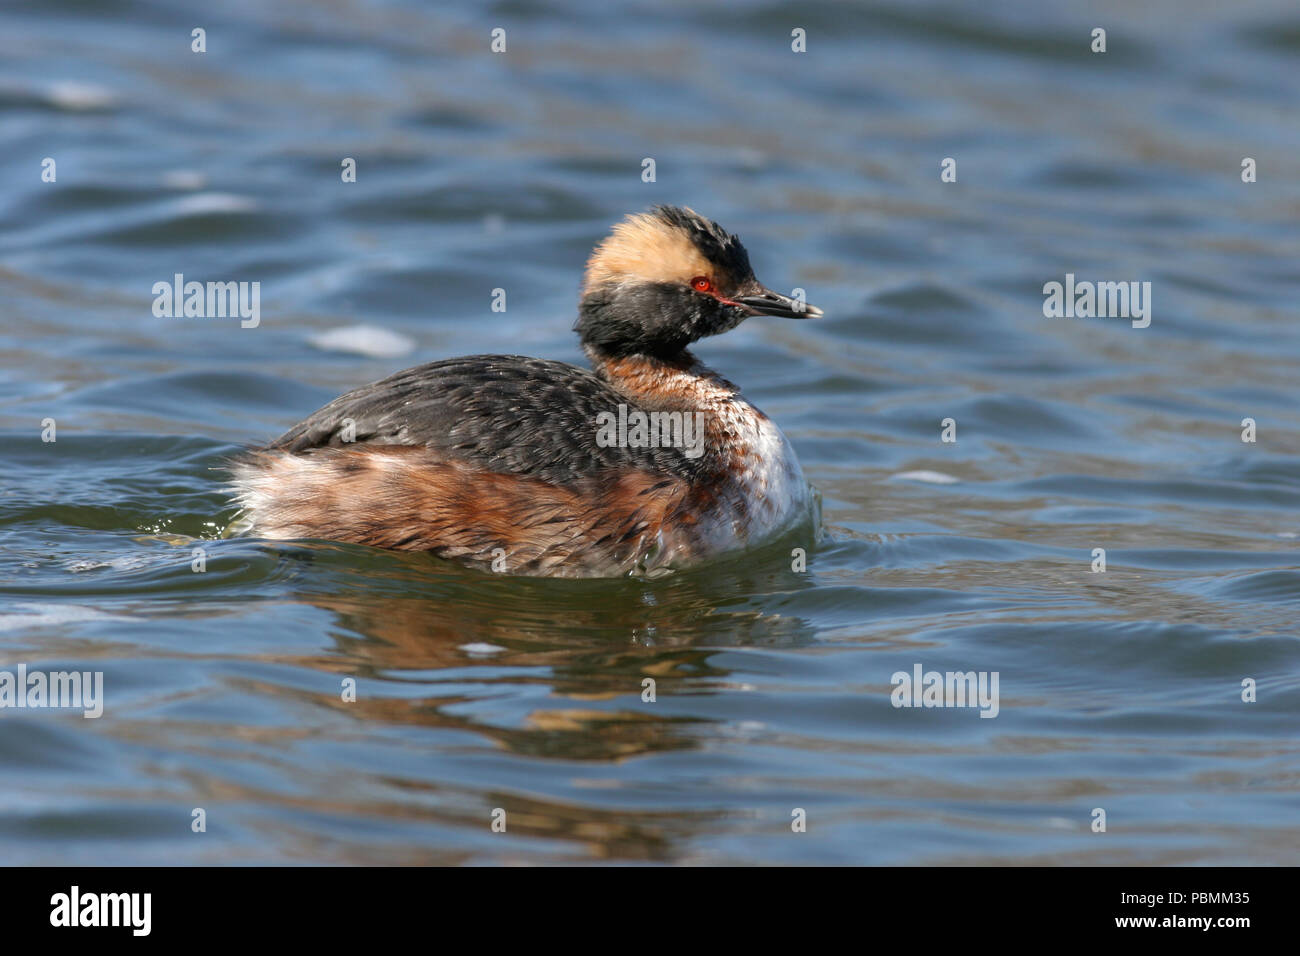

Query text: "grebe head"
[575, 205, 822, 359]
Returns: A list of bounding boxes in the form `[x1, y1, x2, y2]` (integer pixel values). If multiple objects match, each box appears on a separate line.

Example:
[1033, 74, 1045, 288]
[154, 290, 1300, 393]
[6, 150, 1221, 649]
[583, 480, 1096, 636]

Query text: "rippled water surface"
[2, 0, 1299, 865]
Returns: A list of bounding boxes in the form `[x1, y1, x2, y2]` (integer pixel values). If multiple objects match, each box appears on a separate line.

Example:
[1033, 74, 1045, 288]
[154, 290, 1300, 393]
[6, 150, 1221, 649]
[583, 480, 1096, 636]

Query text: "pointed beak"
[732, 287, 822, 319]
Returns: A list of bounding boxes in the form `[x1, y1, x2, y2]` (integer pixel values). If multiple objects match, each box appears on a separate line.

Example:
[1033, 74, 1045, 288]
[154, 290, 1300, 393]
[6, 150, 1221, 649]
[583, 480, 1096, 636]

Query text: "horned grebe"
[230, 205, 822, 577]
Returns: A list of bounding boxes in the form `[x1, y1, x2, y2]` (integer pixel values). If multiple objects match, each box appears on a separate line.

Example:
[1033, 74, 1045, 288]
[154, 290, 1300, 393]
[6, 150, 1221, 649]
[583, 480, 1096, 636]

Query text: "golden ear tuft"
[582, 210, 713, 295]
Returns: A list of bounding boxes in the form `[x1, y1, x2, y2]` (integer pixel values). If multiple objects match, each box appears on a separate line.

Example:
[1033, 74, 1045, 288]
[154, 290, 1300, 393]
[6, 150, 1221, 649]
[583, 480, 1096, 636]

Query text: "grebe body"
[230, 206, 821, 577]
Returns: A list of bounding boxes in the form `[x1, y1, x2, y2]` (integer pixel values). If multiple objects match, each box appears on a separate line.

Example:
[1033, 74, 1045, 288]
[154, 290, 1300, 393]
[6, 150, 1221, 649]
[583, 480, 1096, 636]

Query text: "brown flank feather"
[232, 446, 702, 577]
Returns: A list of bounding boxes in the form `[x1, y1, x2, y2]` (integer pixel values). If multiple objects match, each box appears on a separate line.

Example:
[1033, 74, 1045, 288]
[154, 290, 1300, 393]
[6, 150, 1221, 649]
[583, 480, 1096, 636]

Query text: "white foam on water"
[169, 192, 259, 216]
[0, 603, 130, 633]
[46, 81, 116, 110]
[309, 325, 416, 359]
[889, 470, 960, 484]
[458, 642, 506, 656]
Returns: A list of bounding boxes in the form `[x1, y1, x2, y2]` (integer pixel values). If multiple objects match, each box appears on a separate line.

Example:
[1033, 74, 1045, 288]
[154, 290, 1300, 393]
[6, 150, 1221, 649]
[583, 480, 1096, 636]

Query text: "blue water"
[1, 0, 1298, 864]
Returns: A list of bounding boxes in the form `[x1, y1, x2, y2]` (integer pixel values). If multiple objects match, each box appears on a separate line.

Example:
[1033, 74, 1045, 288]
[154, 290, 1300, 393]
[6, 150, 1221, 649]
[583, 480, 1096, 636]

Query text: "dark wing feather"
[268, 355, 702, 485]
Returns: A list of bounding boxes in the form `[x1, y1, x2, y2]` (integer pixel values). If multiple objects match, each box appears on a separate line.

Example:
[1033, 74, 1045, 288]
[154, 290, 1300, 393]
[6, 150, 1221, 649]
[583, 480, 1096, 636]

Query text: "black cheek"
[698, 299, 747, 338]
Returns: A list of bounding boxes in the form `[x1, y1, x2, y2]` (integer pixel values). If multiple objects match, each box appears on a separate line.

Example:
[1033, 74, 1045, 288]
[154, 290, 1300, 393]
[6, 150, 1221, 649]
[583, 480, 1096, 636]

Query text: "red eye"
[691, 276, 713, 292]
